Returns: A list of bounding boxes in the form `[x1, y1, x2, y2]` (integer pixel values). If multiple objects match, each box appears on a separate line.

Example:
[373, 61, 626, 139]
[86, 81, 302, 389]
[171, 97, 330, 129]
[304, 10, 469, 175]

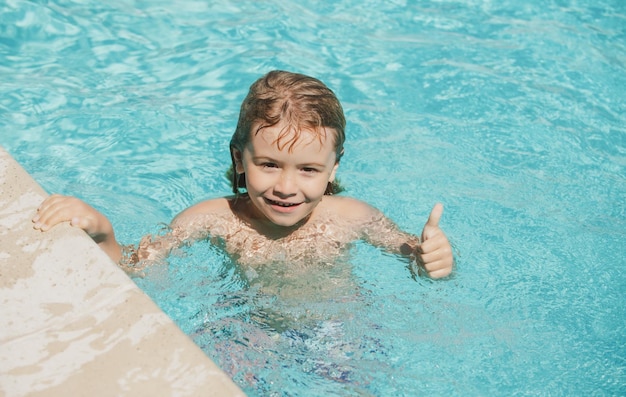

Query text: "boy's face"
[233, 121, 339, 231]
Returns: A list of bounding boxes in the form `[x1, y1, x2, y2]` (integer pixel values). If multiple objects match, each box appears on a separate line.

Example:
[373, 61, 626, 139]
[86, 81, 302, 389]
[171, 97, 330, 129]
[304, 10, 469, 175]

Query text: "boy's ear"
[232, 148, 244, 174]
[329, 160, 340, 182]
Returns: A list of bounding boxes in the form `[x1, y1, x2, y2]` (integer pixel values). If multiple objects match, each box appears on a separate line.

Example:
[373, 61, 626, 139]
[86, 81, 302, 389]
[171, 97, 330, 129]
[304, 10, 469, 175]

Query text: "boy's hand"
[32, 194, 113, 243]
[33, 194, 122, 262]
[416, 203, 454, 279]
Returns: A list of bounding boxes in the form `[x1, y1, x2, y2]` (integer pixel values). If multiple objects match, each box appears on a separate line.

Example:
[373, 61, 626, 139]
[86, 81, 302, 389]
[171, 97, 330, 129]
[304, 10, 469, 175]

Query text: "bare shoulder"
[171, 197, 233, 227]
[321, 195, 381, 222]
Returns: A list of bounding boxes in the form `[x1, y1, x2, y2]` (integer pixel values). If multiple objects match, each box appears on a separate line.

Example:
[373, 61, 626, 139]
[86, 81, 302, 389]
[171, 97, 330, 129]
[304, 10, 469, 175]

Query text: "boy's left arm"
[351, 197, 454, 279]
[415, 203, 454, 279]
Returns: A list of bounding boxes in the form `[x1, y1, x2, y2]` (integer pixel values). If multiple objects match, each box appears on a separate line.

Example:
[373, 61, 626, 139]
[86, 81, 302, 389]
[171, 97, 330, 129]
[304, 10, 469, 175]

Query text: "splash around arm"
[118, 198, 233, 274]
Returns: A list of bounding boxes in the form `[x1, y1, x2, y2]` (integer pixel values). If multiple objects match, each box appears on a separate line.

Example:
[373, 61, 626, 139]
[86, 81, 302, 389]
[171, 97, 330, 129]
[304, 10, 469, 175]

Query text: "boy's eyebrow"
[298, 161, 328, 168]
[251, 155, 277, 163]
[251, 155, 328, 168]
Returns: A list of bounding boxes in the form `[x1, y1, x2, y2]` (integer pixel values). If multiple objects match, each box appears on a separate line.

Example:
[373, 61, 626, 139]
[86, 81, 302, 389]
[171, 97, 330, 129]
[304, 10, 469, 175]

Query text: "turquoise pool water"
[2, 0, 625, 395]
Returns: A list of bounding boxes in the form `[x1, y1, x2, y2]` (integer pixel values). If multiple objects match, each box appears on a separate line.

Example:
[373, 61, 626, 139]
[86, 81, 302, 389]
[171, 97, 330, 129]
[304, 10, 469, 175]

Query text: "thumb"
[422, 203, 444, 241]
[70, 216, 92, 233]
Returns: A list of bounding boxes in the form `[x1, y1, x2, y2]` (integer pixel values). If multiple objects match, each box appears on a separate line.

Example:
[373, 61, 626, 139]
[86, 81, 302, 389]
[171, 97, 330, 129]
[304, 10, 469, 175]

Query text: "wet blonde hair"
[229, 70, 346, 194]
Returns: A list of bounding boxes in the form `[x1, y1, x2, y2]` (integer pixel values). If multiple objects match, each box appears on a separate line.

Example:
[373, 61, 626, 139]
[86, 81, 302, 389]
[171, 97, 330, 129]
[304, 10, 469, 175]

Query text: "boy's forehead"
[251, 121, 336, 150]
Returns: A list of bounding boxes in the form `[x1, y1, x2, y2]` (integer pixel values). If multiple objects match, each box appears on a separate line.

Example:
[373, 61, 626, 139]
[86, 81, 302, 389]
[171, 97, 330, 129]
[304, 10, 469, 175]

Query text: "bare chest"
[216, 216, 361, 267]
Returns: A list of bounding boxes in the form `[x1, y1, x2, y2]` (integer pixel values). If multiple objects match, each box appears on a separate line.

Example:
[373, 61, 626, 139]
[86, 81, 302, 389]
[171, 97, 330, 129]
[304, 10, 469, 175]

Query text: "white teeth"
[268, 199, 296, 207]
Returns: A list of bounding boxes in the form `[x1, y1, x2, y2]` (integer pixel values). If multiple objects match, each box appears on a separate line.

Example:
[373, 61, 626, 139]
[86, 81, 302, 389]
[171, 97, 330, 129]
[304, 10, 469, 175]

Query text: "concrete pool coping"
[0, 147, 245, 396]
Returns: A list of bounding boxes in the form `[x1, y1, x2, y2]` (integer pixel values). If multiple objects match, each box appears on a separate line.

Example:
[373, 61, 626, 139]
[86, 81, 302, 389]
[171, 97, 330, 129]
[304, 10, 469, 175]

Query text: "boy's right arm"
[32, 194, 122, 263]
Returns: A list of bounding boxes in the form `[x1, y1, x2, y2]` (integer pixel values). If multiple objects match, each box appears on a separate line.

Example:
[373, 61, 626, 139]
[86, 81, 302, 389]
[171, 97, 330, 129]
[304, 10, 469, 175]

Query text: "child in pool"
[32, 70, 454, 279]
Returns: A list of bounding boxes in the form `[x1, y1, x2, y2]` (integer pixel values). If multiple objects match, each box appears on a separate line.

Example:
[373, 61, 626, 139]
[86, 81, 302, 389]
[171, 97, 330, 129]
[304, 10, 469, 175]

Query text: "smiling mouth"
[265, 198, 301, 208]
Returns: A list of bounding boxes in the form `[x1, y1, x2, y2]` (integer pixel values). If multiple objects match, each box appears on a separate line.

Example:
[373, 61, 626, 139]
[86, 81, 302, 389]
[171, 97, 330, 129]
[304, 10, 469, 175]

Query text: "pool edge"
[0, 147, 245, 397]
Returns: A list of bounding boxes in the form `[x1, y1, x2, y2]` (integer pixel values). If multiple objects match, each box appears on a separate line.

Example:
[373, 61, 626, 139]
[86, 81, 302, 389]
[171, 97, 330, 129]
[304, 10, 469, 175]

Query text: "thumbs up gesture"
[415, 203, 454, 279]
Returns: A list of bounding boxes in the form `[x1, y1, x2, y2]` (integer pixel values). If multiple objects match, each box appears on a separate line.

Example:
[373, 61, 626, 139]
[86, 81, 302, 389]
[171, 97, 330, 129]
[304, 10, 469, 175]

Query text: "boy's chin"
[263, 210, 313, 230]
[266, 215, 307, 229]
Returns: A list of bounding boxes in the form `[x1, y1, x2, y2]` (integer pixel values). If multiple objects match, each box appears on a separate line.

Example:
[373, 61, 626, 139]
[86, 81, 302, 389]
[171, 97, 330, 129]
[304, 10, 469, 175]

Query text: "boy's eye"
[261, 162, 278, 168]
[301, 167, 319, 173]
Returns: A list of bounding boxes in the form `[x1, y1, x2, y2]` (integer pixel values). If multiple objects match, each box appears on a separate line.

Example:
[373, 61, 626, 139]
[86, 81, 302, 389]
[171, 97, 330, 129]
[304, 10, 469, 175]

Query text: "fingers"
[32, 194, 66, 231]
[420, 249, 453, 271]
[32, 195, 91, 232]
[32, 195, 116, 251]
[420, 236, 453, 262]
[417, 256, 453, 279]
[420, 231, 447, 253]
[425, 267, 452, 279]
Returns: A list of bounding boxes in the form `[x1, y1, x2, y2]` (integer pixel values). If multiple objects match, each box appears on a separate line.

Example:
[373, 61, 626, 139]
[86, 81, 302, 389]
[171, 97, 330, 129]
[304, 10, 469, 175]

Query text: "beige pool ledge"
[0, 147, 245, 397]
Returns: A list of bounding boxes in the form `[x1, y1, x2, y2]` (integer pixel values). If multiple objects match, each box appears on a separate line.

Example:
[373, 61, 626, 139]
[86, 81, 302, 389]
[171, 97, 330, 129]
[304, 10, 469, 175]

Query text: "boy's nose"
[274, 171, 297, 197]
